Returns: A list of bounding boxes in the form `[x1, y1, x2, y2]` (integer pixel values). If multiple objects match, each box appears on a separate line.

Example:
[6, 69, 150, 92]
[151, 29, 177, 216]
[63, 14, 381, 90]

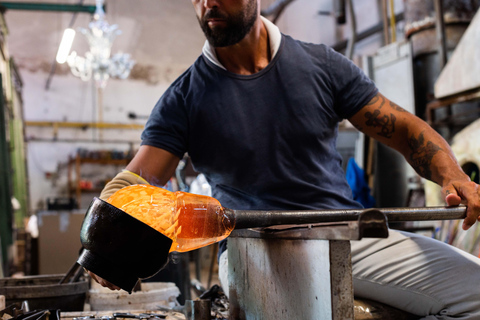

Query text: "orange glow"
[107, 184, 235, 252]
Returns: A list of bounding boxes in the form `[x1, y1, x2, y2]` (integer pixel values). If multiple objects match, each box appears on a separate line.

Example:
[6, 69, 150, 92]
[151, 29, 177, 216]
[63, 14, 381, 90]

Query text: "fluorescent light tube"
[56, 28, 76, 64]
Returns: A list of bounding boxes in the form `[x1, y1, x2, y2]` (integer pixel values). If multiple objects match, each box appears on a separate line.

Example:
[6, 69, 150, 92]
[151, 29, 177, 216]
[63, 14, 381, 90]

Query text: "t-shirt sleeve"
[140, 86, 188, 159]
[326, 47, 378, 119]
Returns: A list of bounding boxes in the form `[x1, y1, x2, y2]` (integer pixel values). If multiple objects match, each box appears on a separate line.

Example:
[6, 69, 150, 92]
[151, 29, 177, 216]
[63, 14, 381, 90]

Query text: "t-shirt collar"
[202, 16, 282, 70]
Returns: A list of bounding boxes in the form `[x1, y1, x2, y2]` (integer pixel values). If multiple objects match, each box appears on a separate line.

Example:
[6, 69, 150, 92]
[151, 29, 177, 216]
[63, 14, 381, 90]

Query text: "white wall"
[3, 0, 402, 212]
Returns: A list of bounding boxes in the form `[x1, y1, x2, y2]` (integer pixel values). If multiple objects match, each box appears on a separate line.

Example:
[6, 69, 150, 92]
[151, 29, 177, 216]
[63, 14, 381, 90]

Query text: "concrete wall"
[3, 0, 404, 212]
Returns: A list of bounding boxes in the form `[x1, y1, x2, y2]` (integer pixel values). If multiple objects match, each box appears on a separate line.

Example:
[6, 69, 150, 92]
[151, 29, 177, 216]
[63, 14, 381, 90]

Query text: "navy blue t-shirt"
[141, 34, 378, 236]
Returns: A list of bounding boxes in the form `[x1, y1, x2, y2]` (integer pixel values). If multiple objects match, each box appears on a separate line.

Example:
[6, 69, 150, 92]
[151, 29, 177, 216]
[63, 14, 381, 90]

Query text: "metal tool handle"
[230, 206, 467, 230]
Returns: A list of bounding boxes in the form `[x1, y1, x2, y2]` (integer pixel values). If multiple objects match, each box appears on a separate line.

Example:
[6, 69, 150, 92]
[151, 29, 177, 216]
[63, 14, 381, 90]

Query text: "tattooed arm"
[348, 92, 480, 230]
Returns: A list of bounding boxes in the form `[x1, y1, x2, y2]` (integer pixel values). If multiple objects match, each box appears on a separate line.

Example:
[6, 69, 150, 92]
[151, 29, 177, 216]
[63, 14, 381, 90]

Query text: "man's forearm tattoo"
[389, 101, 408, 112]
[364, 109, 396, 138]
[407, 131, 442, 180]
[367, 94, 385, 109]
[367, 94, 380, 106]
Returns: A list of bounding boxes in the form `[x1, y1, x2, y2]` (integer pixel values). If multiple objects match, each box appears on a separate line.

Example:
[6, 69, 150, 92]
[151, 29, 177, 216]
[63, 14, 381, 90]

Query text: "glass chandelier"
[65, 0, 135, 88]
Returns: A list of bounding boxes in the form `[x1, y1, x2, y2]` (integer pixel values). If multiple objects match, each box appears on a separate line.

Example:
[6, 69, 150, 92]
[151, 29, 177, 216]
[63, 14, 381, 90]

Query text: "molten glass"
[107, 184, 235, 252]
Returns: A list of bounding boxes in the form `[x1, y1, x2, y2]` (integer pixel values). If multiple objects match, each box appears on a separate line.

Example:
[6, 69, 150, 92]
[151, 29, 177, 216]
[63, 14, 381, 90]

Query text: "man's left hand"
[443, 179, 480, 230]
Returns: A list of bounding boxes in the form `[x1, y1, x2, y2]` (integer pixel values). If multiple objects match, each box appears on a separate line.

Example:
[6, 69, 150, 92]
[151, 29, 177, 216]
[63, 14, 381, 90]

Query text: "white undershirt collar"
[202, 16, 282, 70]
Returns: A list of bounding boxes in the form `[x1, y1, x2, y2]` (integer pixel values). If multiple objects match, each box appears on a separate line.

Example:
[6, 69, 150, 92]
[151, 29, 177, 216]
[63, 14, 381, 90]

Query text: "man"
[90, 0, 480, 318]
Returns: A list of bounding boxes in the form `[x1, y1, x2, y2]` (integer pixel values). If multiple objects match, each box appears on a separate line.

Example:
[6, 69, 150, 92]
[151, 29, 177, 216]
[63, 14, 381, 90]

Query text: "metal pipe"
[334, 0, 346, 24]
[26, 137, 139, 144]
[433, 0, 448, 67]
[346, 0, 357, 60]
[25, 121, 144, 130]
[381, 0, 390, 44]
[389, 0, 397, 42]
[332, 12, 404, 52]
[230, 206, 466, 229]
[0, 2, 97, 13]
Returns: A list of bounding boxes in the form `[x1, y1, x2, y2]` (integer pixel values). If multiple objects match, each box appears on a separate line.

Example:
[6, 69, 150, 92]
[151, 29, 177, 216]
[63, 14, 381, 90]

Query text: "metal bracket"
[230, 209, 389, 241]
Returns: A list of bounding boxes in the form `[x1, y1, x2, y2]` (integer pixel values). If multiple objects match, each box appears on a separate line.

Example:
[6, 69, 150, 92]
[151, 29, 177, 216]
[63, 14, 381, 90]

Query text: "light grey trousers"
[218, 230, 480, 319]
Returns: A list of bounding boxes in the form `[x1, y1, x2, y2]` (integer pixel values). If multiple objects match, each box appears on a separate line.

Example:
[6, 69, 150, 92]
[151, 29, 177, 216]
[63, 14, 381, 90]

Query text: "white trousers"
[218, 230, 480, 319]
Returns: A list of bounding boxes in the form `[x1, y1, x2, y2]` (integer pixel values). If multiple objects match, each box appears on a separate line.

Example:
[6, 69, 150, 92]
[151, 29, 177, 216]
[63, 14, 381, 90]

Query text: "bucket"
[0, 274, 88, 311]
[89, 282, 180, 311]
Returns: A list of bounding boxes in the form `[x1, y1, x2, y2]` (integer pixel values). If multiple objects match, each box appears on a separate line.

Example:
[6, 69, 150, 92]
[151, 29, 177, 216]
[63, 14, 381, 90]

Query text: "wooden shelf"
[67, 154, 131, 207]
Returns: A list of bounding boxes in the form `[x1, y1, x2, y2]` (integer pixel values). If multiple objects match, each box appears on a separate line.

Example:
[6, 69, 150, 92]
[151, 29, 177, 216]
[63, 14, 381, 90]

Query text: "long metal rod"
[231, 206, 467, 229]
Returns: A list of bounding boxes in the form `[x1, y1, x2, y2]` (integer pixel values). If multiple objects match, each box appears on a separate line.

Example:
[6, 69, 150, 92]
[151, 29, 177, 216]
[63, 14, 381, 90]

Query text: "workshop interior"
[0, 0, 480, 319]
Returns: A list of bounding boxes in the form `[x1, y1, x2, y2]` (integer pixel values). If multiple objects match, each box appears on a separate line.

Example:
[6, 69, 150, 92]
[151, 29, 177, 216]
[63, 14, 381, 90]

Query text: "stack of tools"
[0, 302, 60, 320]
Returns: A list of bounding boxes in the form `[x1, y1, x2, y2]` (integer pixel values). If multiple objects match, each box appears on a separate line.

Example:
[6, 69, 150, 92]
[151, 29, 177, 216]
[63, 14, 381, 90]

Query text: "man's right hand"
[86, 270, 121, 291]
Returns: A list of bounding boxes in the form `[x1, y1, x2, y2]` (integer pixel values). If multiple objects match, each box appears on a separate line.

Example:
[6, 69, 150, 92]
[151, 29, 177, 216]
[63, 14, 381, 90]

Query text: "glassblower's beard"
[201, 23, 249, 48]
[198, 2, 258, 48]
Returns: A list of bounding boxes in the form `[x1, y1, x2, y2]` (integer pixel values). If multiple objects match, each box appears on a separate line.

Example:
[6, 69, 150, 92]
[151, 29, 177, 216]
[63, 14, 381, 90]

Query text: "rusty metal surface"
[409, 24, 468, 57]
[329, 241, 354, 320]
[227, 238, 357, 319]
[404, 0, 480, 37]
[426, 89, 480, 127]
[228, 237, 334, 319]
[184, 300, 211, 320]
[0, 275, 88, 312]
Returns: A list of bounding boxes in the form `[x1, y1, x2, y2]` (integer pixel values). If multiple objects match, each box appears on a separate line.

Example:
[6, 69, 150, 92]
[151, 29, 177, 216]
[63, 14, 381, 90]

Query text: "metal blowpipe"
[228, 206, 467, 230]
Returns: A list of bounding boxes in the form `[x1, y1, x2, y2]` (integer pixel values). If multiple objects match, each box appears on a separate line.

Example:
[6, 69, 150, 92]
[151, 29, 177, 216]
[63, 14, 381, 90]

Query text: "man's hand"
[86, 270, 121, 291]
[443, 179, 480, 230]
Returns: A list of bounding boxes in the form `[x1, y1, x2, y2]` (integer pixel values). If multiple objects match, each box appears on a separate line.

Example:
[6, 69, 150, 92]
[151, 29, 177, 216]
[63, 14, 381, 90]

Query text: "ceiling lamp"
[58, 0, 135, 88]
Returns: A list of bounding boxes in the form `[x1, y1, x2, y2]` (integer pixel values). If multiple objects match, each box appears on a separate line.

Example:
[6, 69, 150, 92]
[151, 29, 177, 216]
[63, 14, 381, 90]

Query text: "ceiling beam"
[0, 2, 98, 14]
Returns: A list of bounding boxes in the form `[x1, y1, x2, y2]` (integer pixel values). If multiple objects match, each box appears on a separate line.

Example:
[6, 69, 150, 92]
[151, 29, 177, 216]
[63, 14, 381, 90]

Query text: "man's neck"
[214, 18, 271, 75]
